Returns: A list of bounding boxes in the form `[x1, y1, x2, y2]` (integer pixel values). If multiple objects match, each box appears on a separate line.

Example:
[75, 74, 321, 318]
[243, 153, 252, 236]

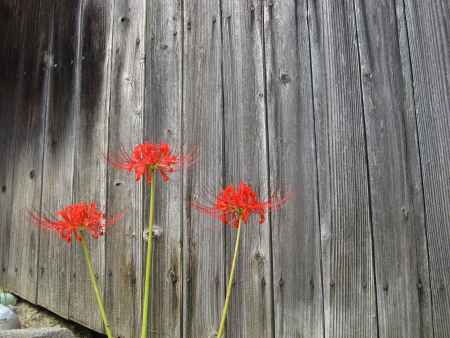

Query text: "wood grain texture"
[68, 0, 113, 332]
[182, 0, 224, 336]
[6, 0, 51, 302]
[144, 0, 183, 337]
[354, 0, 434, 337]
[403, 0, 450, 336]
[1, 1, 450, 337]
[105, 0, 145, 336]
[0, 0, 19, 290]
[37, 0, 80, 318]
[263, 0, 324, 337]
[395, 1, 435, 336]
[308, 0, 377, 337]
[221, 0, 272, 337]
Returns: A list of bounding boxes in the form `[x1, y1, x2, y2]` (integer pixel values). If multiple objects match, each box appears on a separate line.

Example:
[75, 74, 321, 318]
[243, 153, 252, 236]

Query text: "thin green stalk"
[216, 219, 242, 338]
[140, 170, 156, 338]
[79, 234, 113, 338]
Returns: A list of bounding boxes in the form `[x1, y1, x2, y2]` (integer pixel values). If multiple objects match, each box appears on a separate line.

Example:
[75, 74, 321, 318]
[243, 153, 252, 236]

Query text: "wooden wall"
[1, 0, 449, 337]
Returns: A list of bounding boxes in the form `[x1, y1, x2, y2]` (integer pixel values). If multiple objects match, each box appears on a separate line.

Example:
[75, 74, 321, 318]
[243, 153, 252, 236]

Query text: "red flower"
[108, 142, 196, 184]
[30, 202, 122, 244]
[193, 182, 289, 228]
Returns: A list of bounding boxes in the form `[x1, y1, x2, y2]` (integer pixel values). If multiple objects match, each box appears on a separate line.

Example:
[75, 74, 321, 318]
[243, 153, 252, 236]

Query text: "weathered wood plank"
[6, 0, 51, 302]
[403, 0, 450, 336]
[105, 0, 145, 336]
[221, 1, 272, 337]
[354, 0, 434, 337]
[182, 0, 224, 336]
[144, 0, 183, 337]
[308, 0, 378, 337]
[68, 0, 113, 332]
[0, 0, 20, 290]
[395, 1, 436, 336]
[263, 0, 324, 337]
[37, 0, 80, 318]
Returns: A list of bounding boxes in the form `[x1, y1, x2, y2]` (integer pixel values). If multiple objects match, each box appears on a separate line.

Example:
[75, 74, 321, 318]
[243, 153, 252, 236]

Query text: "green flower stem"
[79, 234, 113, 338]
[140, 170, 156, 338]
[216, 218, 242, 338]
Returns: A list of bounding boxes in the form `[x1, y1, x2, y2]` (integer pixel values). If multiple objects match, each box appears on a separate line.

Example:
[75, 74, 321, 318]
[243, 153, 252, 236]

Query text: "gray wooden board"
[354, 0, 434, 337]
[0, 0, 19, 290]
[182, 0, 225, 336]
[264, 0, 324, 337]
[37, 0, 80, 318]
[1, 1, 450, 337]
[105, 0, 145, 336]
[403, 0, 450, 336]
[308, 0, 377, 337]
[68, 0, 113, 332]
[7, 0, 51, 302]
[395, 0, 436, 335]
[221, 0, 273, 337]
[144, 0, 183, 337]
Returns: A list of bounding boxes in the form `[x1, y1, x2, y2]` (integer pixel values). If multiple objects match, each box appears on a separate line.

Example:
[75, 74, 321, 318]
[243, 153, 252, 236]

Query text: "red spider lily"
[30, 202, 122, 244]
[108, 142, 196, 184]
[193, 181, 289, 228]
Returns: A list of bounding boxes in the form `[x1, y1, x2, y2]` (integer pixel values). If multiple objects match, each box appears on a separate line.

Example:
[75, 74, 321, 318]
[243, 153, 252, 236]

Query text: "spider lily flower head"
[192, 181, 290, 229]
[108, 142, 197, 184]
[30, 202, 123, 244]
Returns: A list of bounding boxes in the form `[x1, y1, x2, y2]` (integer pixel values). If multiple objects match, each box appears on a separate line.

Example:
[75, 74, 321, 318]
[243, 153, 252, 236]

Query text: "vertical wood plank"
[0, 0, 19, 290]
[263, 0, 324, 337]
[69, 0, 113, 332]
[221, 0, 272, 337]
[403, 0, 450, 336]
[144, 0, 183, 336]
[182, 0, 224, 336]
[354, 0, 434, 337]
[308, 0, 378, 337]
[6, 0, 52, 302]
[106, 0, 145, 336]
[37, 0, 81, 318]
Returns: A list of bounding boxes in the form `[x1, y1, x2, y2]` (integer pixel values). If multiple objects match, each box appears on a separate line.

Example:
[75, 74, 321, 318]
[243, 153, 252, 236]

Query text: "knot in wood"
[254, 251, 265, 265]
[401, 206, 409, 219]
[280, 73, 291, 84]
[417, 280, 423, 290]
[168, 269, 178, 284]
